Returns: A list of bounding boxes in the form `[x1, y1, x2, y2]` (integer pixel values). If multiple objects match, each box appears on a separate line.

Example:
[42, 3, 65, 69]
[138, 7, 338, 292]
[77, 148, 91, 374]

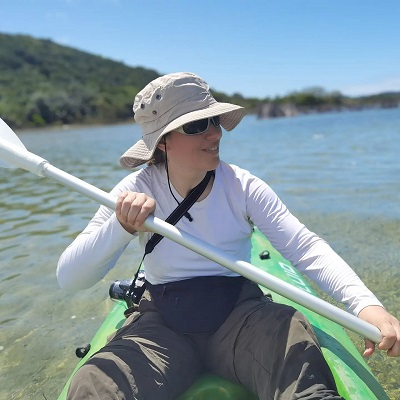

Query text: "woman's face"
[164, 123, 222, 175]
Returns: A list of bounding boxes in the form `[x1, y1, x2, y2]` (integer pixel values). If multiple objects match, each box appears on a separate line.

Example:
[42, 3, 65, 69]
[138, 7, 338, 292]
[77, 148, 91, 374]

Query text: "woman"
[57, 72, 400, 400]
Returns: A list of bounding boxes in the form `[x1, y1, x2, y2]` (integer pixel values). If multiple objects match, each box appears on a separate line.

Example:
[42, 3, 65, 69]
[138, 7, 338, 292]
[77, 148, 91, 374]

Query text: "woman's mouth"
[203, 146, 219, 153]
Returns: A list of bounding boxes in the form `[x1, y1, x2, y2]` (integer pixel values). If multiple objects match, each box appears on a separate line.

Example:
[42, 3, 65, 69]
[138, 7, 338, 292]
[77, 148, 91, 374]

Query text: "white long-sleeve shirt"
[57, 161, 383, 315]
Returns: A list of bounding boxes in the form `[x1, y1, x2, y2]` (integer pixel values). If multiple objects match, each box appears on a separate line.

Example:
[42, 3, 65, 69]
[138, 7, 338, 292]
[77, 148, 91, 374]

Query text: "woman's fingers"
[359, 305, 400, 357]
[377, 320, 400, 357]
[116, 192, 156, 233]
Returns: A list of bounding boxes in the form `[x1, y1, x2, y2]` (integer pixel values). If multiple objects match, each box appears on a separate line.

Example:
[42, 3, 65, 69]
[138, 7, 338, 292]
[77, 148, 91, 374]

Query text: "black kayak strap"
[144, 170, 215, 256]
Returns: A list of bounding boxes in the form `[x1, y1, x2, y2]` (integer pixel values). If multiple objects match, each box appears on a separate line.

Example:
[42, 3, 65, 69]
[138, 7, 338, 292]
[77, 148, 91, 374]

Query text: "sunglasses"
[175, 116, 221, 135]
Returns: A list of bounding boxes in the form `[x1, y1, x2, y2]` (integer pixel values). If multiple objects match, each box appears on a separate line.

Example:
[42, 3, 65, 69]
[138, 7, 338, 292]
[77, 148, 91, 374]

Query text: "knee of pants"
[206, 301, 319, 377]
[237, 302, 321, 356]
[264, 302, 315, 334]
[67, 356, 140, 400]
[283, 308, 320, 347]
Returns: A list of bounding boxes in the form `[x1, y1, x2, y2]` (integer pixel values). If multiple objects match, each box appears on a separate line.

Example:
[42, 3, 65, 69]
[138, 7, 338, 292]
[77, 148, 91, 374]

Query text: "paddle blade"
[0, 118, 27, 168]
[0, 118, 48, 176]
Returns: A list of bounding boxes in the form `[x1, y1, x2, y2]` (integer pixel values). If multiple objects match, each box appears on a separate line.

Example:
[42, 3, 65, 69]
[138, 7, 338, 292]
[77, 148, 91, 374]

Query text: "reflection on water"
[0, 109, 399, 399]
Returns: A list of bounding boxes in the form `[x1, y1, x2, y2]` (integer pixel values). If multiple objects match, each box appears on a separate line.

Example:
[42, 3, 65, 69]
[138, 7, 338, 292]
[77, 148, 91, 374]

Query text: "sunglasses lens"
[182, 118, 210, 135]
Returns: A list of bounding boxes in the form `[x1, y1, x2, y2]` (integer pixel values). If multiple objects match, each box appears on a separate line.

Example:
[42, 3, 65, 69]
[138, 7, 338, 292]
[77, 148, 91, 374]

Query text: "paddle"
[0, 118, 382, 343]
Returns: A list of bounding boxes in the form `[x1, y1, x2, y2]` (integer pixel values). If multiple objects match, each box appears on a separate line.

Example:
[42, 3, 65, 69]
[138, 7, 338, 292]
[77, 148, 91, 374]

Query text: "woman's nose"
[204, 125, 222, 140]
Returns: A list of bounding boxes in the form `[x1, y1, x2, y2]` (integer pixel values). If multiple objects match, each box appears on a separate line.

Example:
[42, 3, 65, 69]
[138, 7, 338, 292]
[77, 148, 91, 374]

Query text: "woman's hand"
[358, 305, 400, 357]
[116, 191, 156, 234]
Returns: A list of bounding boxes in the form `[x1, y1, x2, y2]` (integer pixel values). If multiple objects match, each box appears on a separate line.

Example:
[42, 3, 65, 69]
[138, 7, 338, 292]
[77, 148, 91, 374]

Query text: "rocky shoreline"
[256, 100, 399, 119]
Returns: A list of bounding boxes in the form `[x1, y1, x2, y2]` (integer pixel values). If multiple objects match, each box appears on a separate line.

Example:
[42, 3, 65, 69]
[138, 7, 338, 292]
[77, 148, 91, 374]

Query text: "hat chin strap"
[164, 137, 193, 222]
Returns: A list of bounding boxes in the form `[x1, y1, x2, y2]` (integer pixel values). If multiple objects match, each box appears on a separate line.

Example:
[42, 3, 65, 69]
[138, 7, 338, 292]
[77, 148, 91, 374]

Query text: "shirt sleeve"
[242, 169, 383, 315]
[56, 179, 139, 290]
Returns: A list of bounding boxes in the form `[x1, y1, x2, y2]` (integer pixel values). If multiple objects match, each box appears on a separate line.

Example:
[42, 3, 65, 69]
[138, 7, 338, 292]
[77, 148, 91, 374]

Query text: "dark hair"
[146, 133, 169, 166]
[147, 147, 166, 166]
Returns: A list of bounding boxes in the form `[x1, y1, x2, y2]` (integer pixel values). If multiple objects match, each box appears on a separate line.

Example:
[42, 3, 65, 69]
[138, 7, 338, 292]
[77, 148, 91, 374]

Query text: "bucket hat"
[120, 72, 245, 169]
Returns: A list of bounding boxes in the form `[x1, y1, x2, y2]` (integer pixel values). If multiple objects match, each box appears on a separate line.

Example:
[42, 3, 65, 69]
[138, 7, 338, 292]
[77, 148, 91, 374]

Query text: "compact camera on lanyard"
[109, 271, 146, 306]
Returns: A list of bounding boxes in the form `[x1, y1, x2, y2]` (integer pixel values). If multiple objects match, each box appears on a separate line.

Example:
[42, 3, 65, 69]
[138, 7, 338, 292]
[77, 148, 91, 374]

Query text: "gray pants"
[67, 281, 343, 400]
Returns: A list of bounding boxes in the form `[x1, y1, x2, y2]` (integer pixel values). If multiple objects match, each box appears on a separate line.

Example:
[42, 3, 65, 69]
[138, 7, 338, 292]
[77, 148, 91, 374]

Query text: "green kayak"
[58, 229, 389, 399]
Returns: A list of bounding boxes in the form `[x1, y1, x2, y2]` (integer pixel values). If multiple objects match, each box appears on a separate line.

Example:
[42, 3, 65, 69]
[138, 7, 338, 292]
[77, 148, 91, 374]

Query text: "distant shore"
[255, 101, 399, 119]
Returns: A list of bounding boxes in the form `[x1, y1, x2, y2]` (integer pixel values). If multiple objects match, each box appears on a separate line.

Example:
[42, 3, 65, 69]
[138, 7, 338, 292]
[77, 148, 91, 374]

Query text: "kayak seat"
[178, 373, 257, 400]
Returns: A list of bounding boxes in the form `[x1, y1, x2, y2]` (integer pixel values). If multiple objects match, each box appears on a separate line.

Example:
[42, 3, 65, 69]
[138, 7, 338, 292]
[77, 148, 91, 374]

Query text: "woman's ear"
[157, 141, 166, 152]
[157, 136, 167, 152]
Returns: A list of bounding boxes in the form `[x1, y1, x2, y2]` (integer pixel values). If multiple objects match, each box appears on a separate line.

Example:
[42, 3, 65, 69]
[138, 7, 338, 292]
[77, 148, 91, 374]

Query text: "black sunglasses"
[175, 116, 221, 135]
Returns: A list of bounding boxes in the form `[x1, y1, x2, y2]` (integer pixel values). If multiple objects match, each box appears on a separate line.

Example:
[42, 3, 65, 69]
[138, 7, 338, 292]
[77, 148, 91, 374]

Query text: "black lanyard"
[144, 169, 215, 255]
[126, 170, 215, 304]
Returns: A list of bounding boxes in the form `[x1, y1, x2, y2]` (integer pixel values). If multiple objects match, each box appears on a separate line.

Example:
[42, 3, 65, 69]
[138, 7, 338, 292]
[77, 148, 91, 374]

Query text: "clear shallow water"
[1, 108, 399, 399]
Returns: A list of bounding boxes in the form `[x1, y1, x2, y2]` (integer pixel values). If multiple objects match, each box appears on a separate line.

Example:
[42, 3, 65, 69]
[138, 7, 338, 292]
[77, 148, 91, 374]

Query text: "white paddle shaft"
[42, 163, 381, 343]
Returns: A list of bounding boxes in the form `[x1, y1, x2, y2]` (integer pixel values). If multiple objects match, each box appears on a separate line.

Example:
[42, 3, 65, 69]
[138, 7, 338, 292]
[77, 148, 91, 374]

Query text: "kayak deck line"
[57, 229, 389, 400]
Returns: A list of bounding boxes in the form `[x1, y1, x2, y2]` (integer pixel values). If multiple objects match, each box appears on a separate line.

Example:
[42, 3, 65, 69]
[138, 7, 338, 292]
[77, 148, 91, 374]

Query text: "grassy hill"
[0, 33, 398, 128]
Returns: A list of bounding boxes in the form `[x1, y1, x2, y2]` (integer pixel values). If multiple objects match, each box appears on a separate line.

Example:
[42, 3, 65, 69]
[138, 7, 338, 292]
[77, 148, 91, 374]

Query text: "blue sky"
[1, 0, 400, 98]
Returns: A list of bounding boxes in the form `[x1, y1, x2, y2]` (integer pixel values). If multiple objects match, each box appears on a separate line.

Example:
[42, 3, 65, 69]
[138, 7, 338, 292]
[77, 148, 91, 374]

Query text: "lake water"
[1, 108, 399, 399]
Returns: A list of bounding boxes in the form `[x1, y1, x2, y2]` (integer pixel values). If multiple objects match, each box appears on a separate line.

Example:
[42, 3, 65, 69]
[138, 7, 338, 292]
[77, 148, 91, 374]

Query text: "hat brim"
[120, 102, 245, 169]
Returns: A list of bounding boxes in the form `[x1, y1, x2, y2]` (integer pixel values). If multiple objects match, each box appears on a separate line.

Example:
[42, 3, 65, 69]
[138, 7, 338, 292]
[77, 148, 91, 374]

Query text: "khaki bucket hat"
[120, 72, 245, 169]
